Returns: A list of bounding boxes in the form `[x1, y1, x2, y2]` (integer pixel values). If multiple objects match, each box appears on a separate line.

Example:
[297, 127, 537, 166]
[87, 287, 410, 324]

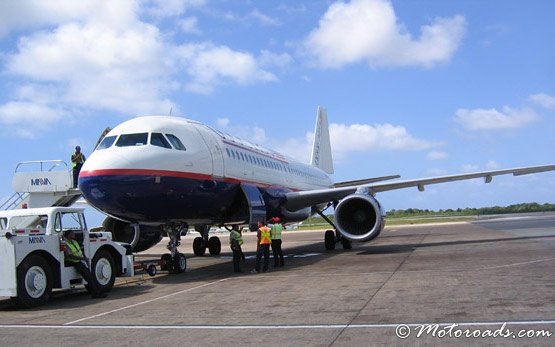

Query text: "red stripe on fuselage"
[79, 168, 302, 192]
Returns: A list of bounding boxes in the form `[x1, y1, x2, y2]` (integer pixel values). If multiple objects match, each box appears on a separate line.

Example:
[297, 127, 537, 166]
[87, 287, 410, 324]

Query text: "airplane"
[78, 107, 555, 273]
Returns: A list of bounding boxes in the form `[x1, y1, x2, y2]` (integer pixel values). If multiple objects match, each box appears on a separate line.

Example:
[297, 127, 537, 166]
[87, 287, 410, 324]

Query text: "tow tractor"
[0, 207, 134, 307]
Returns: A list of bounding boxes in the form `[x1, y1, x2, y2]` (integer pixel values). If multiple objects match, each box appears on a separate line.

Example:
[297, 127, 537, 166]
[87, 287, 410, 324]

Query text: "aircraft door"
[196, 126, 225, 179]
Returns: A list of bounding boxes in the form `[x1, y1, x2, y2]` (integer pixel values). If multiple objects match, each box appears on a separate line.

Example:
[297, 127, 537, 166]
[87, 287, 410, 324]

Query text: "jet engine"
[334, 193, 385, 242]
[102, 217, 163, 252]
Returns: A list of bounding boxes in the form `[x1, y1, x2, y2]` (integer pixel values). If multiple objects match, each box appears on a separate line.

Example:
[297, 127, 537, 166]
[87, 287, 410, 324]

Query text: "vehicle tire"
[147, 264, 157, 277]
[160, 254, 172, 271]
[172, 253, 187, 273]
[16, 255, 53, 308]
[193, 237, 206, 256]
[90, 249, 115, 292]
[324, 230, 336, 250]
[341, 237, 352, 250]
[208, 236, 221, 255]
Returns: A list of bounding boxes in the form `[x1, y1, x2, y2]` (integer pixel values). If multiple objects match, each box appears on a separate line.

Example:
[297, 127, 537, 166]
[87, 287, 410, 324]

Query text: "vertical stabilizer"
[310, 106, 334, 174]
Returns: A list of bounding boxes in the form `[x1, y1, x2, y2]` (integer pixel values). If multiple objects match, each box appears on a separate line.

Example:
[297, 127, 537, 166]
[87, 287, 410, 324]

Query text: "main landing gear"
[192, 225, 221, 256]
[160, 224, 187, 273]
[316, 206, 352, 251]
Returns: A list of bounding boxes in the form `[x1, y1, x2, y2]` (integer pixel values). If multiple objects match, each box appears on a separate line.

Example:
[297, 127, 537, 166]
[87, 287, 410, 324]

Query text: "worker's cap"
[75, 145, 81, 150]
[272, 217, 280, 223]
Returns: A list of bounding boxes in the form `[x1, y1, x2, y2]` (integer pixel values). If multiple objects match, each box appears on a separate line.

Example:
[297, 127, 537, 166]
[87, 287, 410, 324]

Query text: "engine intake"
[102, 217, 163, 252]
[334, 193, 385, 242]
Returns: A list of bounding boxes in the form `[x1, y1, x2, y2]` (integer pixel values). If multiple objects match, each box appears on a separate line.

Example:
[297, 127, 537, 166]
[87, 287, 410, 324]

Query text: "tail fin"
[310, 106, 334, 174]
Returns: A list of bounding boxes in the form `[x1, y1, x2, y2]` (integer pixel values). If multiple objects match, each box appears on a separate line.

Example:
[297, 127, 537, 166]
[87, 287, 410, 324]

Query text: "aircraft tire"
[324, 230, 336, 250]
[208, 236, 221, 255]
[193, 237, 206, 256]
[172, 253, 187, 273]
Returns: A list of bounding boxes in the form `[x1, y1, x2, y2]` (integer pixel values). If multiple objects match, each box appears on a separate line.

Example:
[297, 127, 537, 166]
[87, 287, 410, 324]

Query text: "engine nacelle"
[102, 217, 163, 252]
[334, 193, 385, 242]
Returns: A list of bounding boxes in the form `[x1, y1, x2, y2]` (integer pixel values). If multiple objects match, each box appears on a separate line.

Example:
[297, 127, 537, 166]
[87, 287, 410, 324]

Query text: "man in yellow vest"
[62, 230, 106, 298]
[229, 227, 244, 273]
[252, 221, 271, 273]
[270, 217, 284, 267]
[71, 145, 86, 188]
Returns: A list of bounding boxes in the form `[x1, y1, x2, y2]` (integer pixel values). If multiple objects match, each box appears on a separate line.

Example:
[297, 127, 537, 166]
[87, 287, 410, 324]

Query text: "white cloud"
[248, 9, 280, 26]
[529, 93, 555, 110]
[274, 122, 435, 163]
[329, 123, 434, 156]
[427, 150, 448, 160]
[141, 0, 206, 19]
[0, 1, 288, 137]
[178, 17, 201, 34]
[176, 44, 279, 94]
[0, 101, 67, 138]
[454, 107, 538, 130]
[0, 0, 138, 37]
[302, 0, 466, 68]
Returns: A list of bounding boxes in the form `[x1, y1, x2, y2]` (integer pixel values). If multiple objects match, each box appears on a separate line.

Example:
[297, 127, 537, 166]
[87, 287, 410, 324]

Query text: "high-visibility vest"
[271, 223, 283, 240]
[259, 226, 271, 245]
[71, 153, 85, 168]
[64, 239, 83, 263]
[229, 230, 243, 246]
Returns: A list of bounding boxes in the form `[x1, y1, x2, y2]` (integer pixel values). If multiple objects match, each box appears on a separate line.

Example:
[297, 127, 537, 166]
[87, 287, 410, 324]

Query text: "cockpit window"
[150, 133, 172, 149]
[115, 133, 148, 147]
[96, 135, 117, 150]
[165, 134, 186, 151]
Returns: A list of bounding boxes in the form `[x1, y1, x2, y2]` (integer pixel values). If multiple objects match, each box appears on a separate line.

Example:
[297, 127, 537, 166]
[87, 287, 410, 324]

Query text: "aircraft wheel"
[193, 237, 206, 256]
[324, 230, 336, 250]
[208, 236, 221, 255]
[90, 249, 115, 292]
[15, 255, 53, 308]
[172, 253, 187, 273]
[160, 254, 172, 271]
[341, 237, 352, 250]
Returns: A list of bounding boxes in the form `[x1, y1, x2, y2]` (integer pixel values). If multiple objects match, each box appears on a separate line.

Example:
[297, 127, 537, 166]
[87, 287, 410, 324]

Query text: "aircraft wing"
[284, 164, 555, 212]
[333, 175, 400, 188]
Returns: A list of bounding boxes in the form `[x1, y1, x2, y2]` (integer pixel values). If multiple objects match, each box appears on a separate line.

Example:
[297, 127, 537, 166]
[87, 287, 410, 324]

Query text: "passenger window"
[97, 135, 117, 150]
[116, 133, 148, 147]
[0, 217, 6, 229]
[151, 133, 172, 149]
[166, 134, 186, 151]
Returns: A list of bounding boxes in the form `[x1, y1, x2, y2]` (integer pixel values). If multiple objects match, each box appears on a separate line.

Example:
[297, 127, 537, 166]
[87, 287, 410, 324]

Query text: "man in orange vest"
[252, 221, 271, 273]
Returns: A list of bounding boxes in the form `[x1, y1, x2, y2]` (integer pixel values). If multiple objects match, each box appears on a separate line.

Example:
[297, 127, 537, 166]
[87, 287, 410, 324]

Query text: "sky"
[1, 0, 554, 216]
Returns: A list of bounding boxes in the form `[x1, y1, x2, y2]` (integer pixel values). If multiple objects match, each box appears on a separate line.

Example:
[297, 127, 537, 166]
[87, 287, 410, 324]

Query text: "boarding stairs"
[0, 160, 81, 211]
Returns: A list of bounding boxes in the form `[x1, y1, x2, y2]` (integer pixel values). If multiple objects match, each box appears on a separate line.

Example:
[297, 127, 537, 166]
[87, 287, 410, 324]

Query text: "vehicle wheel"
[16, 255, 53, 308]
[193, 237, 206, 256]
[324, 230, 336, 250]
[91, 249, 115, 292]
[147, 264, 157, 277]
[341, 237, 352, 250]
[160, 254, 172, 271]
[208, 236, 221, 255]
[172, 253, 187, 273]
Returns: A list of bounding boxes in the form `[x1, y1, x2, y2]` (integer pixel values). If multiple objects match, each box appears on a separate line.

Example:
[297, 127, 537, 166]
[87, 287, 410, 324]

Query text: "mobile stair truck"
[0, 207, 134, 307]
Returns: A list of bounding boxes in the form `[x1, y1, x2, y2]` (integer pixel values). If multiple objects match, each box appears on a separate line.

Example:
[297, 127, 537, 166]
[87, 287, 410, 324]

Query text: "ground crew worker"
[62, 230, 106, 298]
[270, 217, 284, 267]
[229, 227, 244, 273]
[252, 221, 271, 273]
[71, 145, 86, 188]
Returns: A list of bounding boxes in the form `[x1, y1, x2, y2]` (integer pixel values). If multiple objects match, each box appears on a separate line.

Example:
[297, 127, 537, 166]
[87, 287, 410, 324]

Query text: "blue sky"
[1, 0, 554, 214]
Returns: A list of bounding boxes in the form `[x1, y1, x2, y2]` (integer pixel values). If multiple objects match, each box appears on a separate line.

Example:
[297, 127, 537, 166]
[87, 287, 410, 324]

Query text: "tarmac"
[0, 213, 554, 346]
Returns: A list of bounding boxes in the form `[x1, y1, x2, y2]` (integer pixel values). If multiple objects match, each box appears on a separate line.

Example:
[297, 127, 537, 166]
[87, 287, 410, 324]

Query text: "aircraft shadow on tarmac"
[356, 234, 555, 255]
